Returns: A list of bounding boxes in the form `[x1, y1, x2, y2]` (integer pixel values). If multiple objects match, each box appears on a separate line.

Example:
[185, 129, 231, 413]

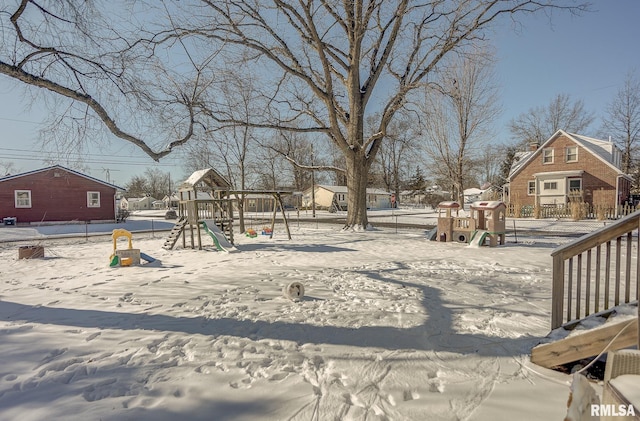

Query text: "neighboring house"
[506, 130, 632, 209]
[463, 187, 484, 203]
[400, 190, 420, 205]
[0, 165, 123, 224]
[162, 194, 180, 209]
[302, 185, 392, 211]
[239, 193, 277, 213]
[124, 196, 157, 211]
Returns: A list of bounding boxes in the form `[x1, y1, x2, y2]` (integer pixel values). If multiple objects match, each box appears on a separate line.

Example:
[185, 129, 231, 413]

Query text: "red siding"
[0, 168, 117, 223]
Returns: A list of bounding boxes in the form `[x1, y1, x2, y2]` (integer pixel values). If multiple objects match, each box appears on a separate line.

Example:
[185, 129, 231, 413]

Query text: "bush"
[425, 193, 448, 210]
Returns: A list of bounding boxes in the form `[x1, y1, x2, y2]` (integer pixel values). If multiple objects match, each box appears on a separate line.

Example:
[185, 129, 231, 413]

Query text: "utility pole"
[311, 145, 316, 218]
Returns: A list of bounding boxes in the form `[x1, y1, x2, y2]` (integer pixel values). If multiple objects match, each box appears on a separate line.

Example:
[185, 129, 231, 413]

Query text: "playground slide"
[201, 220, 237, 252]
[468, 230, 488, 247]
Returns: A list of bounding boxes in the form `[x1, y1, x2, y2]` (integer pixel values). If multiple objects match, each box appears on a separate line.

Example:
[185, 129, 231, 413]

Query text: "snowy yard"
[0, 222, 582, 420]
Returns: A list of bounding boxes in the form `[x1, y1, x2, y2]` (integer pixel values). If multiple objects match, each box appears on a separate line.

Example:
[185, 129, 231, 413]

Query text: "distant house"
[241, 193, 277, 213]
[0, 165, 123, 224]
[162, 194, 179, 209]
[302, 185, 392, 211]
[463, 187, 484, 203]
[122, 196, 157, 211]
[506, 130, 631, 209]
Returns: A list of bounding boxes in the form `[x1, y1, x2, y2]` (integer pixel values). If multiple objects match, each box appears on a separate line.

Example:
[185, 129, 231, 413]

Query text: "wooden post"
[551, 254, 565, 329]
[276, 193, 292, 240]
[269, 196, 278, 239]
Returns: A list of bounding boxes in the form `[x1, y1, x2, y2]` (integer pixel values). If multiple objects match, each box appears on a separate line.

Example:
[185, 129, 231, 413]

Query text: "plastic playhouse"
[436, 201, 506, 247]
[110, 229, 155, 266]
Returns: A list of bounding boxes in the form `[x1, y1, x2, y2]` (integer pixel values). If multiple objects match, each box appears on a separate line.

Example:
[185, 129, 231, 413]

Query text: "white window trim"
[568, 178, 582, 191]
[566, 146, 578, 163]
[87, 191, 101, 208]
[542, 148, 554, 164]
[15, 190, 32, 208]
[527, 180, 536, 196]
[543, 181, 558, 190]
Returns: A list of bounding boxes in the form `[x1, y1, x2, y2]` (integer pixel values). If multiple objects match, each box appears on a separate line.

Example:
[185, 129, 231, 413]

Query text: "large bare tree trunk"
[345, 151, 372, 229]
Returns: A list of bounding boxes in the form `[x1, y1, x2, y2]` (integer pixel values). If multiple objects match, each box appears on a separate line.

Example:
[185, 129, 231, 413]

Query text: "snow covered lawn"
[0, 225, 577, 420]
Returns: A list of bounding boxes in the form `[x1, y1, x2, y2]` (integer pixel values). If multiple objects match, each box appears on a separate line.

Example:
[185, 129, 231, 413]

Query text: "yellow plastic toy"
[110, 229, 141, 266]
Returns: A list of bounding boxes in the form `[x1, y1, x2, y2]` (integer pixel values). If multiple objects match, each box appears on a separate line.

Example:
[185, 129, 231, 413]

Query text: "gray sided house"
[302, 185, 392, 211]
[121, 196, 157, 211]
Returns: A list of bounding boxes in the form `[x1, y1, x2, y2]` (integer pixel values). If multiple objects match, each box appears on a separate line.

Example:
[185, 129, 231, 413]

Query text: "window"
[528, 181, 536, 195]
[566, 146, 578, 162]
[87, 192, 100, 208]
[15, 190, 32, 208]
[543, 182, 558, 190]
[568, 179, 582, 191]
[542, 148, 554, 164]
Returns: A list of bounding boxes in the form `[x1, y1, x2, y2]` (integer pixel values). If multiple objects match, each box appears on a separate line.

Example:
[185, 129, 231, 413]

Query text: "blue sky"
[0, 1, 639, 186]
[492, 0, 640, 141]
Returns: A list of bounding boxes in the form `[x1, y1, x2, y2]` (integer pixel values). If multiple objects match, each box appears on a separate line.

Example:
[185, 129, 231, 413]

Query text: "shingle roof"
[508, 130, 628, 180]
[0, 164, 124, 190]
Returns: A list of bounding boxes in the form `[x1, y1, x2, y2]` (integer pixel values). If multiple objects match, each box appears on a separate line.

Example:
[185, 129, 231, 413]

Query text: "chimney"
[529, 142, 539, 151]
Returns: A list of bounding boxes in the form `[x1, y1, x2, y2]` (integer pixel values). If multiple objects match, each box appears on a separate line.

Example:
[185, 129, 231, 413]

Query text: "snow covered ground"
[0, 217, 594, 420]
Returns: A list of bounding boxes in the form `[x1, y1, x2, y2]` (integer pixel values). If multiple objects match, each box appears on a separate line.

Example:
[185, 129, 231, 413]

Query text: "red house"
[506, 130, 632, 210]
[0, 165, 123, 224]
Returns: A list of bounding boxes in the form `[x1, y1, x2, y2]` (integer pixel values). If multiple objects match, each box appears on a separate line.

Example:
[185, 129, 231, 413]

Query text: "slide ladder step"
[163, 218, 187, 250]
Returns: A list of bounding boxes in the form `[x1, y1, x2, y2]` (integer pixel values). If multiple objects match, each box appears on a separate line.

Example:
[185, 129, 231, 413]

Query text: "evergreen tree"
[407, 167, 427, 192]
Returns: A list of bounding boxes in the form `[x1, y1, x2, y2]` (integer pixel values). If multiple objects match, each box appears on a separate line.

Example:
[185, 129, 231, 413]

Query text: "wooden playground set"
[162, 169, 292, 252]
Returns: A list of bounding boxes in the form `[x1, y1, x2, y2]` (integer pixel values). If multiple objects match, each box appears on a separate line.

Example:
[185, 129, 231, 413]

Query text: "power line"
[0, 154, 179, 167]
[0, 147, 184, 167]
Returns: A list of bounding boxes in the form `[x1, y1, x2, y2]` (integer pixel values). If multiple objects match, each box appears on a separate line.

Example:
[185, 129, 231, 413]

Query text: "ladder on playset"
[163, 217, 187, 250]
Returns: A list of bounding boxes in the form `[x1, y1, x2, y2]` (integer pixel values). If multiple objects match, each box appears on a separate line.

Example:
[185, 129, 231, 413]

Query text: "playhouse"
[469, 201, 506, 246]
[436, 200, 506, 247]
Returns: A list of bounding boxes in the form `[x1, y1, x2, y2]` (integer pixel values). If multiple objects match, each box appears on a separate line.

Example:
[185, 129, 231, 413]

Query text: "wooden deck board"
[531, 318, 638, 369]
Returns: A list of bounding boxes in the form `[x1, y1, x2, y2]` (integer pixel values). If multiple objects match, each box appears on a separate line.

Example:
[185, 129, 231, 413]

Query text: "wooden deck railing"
[551, 211, 640, 329]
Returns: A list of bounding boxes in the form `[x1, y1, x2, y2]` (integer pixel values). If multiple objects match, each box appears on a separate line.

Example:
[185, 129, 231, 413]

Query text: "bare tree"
[178, 0, 587, 228]
[268, 131, 315, 191]
[184, 70, 267, 232]
[0, 1, 205, 160]
[509, 93, 595, 146]
[419, 49, 501, 206]
[1, 1, 588, 229]
[476, 145, 506, 187]
[602, 70, 640, 174]
[144, 168, 171, 200]
[124, 169, 170, 199]
[0, 161, 18, 176]
[369, 111, 421, 203]
[125, 175, 150, 198]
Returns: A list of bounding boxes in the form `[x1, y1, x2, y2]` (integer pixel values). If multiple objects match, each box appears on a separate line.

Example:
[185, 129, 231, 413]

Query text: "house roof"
[126, 196, 157, 202]
[509, 130, 629, 181]
[463, 187, 484, 196]
[0, 165, 124, 190]
[181, 168, 231, 190]
[470, 201, 506, 210]
[316, 185, 391, 195]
